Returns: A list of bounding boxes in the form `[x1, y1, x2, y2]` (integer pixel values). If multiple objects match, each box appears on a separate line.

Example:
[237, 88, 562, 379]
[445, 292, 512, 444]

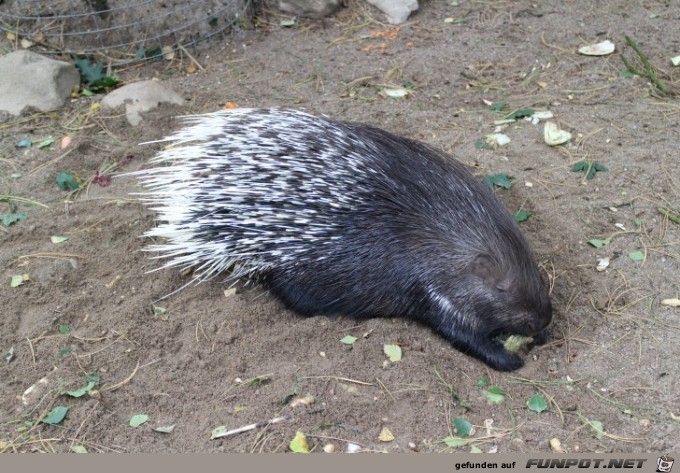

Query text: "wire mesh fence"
[0, 0, 253, 64]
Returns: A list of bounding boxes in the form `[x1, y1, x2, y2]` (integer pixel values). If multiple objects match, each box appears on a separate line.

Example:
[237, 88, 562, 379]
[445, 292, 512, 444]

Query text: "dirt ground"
[1, 0, 679, 454]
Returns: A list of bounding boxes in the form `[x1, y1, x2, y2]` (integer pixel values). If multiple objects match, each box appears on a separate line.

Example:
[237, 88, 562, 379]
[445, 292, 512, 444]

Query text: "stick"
[211, 416, 290, 439]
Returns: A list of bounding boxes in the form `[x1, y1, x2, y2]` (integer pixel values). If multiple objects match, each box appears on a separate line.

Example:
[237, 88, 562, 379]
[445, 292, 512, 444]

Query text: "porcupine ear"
[472, 255, 512, 292]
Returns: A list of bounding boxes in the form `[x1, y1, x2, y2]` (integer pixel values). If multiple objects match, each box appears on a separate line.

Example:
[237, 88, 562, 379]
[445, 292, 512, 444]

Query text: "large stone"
[276, 0, 342, 18]
[366, 0, 418, 24]
[101, 80, 185, 126]
[0, 50, 80, 116]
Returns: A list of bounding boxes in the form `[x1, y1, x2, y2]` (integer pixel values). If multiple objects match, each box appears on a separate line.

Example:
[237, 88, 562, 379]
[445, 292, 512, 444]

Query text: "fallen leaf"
[41, 406, 69, 425]
[514, 210, 531, 223]
[588, 238, 610, 249]
[661, 299, 680, 307]
[153, 425, 176, 433]
[443, 436, 470, 447]
[378, 427, 395, 442]
[628, 251, 644, 261]
[527, 394, 548, 413]
[289, 431, 310, 453]
[211, 426, 227, 439]
[129, 414, 149, 427]
[383, 344, 402, 362]
[340, 335, 357, 345]
[544, 122, 571, 146]
[36, 136, 55, 149]
[11, 274, 30, 288]
[162, 46, 175, 61]
[453, 417, 472, 437]
[484, 173, 513, 189]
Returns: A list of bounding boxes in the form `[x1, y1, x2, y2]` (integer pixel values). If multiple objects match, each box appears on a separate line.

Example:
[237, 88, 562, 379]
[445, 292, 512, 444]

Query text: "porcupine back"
[134, 108, 552, 371]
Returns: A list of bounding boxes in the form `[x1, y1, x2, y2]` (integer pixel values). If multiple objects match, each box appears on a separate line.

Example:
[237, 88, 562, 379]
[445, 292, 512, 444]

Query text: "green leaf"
[41, 406, 69, 425]
[73, 56, 120, 91]
[1, 212, 27, 226]
[469, 446, 483, 453]
[477, 376, 490, 388]
[211, 425, 228, 439]
[71, 445, 88, 453]
[84, 372, 100, 383]
[443, 436, 470, 447]
[65, 380, 96, 398]
[51, 235, 69, 244]
[11, 274, 29, 288]
[340, 335, 358, 345]
[527, 394, 548, 413]
[504, 108, 534, 120]
[280, 18, 297, 27]
[444, 17, 465, 24]
[487, 385, 506, 395]
[153, 305, 168, 315]
[89, 75, 120, 93]
[588, 238, 610, 249]
[514, 209, 531, 223]
[383, 344, 402, 362]
[289, 431, 310, 453]
[503, 335, 532, 352]
[55, 172, 81, 191]
[58, 324, 70, 334]
[73, 56, 105, 84]
[16, 139, 32, 148]
[619, 70, 635, 78]
[488, 102, 509, 112]
[571, 160, 608, 179]
[589, 419, 604, 439]
[452, 417, 472, 437]
[628, 251, 644, 261]
[485, 385, 506, 404]
[129, 414, 149, 427]
[474, 139, 493, 150]
[153, 425, 176, 433]
[484, 173, 513, 189]
[145, 47, 163, 59]
[36, 136, 55, 149]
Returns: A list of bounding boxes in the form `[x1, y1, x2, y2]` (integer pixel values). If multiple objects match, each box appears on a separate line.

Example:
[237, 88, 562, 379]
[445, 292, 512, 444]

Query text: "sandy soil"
[1, 0, 679, 453]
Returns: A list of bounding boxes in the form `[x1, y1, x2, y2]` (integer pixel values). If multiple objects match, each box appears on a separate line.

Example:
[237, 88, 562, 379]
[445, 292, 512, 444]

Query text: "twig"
[621, 36, 672, 95]
[658, 207, 680, 225]
[300, 375, 373, 386]
[211, 416, 290, 439]
[100, 361, 140, 392]
[178, 44, 206, 72]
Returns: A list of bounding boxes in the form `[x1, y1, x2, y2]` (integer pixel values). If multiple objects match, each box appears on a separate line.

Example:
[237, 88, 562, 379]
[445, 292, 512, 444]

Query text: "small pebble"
[323, 444, 335, 453]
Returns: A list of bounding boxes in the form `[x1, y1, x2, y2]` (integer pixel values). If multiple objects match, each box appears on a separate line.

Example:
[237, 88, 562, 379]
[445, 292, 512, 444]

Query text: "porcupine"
[133, 108, 553, 371]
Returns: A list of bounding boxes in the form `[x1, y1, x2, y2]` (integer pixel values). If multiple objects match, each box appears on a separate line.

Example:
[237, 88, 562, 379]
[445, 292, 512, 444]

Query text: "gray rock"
[101, 80, 185, 126]
[366, 0, 418, 24]
[0, 50, 80, 116]
[276, 0, 342, 18]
